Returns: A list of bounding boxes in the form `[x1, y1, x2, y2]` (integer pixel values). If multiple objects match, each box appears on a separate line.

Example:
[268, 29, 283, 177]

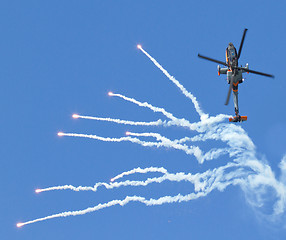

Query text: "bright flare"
[58, 132, 64, 137]
[137, 44, 142, 49]
[35, 189, 41, 193]
[126, 131, 131, 135]
[17, 223, 24, 228]
[108, 92, 113, 96]
[72, 114, 79, 119]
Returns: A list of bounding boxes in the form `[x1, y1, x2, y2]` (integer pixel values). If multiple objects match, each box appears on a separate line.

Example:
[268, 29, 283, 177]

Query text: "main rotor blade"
[237, 28, 248, 59]
[225, 78, 233, 106]
[236, 66, 274, 78]
[198, 54, 229, 67]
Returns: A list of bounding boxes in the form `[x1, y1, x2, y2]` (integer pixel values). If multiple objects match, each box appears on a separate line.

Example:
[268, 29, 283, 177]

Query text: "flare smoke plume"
[17, 46, 286, 228]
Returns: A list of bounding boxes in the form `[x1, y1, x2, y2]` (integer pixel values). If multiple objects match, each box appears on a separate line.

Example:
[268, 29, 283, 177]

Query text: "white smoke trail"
[125, 125, 286, 215]
[138, 45, 208, 120]
[18, 162, 248, 227]
[36, 173, 180, 193]
[111, 166, 168, 182]
[126, 131, 166, 139]
[17, 193, 206, 227]
[37, 167, 169, 193]
[126, 131, 233, 163]
[279, 155, 286, 184]
[18, 45, 286, 228]
[58, 132, 158, 146]
[109, 92, 178, 121]
[60, 131, 231, 163]
[19, 112, 286, 227]
[109, 92, 229, 132]
[59, 132, 204, 162]
[36, 162, 245, 195]
[73, 114, 165, 126]
[21, 147, 286, 227]
[75, 112, 230, 134]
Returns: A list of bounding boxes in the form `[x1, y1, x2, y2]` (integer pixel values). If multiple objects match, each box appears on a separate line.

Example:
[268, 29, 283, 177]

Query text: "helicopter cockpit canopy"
[226, 43, 238, 65]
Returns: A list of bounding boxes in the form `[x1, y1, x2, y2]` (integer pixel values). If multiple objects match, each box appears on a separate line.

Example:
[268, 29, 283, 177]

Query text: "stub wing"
[229, 116, 247, 123]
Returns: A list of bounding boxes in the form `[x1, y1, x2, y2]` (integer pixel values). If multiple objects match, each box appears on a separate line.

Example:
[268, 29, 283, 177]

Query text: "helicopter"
[198, 28, 274, 122]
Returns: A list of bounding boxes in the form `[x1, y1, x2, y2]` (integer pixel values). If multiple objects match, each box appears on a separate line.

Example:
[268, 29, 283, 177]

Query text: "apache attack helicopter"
[198, 28, 274, 122]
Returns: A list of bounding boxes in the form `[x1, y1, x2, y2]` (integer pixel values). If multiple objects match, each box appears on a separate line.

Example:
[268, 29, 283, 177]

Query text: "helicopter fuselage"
[217, 43, 249, 115]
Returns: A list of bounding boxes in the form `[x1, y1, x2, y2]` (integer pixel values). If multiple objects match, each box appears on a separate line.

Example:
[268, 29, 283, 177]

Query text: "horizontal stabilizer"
[229, 116, 247, 122]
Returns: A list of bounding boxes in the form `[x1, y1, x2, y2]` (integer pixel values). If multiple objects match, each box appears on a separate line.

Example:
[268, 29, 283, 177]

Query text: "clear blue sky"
[1, 1, 286, 239]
